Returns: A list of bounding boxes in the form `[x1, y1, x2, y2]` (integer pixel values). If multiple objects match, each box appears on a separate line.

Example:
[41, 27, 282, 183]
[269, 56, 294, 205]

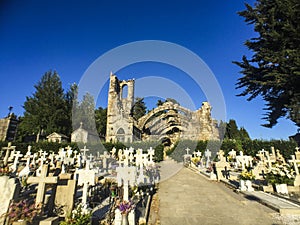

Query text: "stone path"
[155, 167, 283, 225]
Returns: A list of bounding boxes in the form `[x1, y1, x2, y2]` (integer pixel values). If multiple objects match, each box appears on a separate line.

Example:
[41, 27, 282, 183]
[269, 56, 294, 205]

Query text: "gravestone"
[288, 155, 300, 186]
[205, 149, 211, 168]
[76, 161, 96, 207]
[0, 176, 20, 225]
[2, 142, 16, 166]
[27, 164, 58, 207]
[215, 150, 230, 181]
[54, 177, 76, 217]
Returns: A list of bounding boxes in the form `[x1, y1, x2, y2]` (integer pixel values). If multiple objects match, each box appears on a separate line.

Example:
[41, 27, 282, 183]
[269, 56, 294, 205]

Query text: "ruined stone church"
[106, 73, 220, 145]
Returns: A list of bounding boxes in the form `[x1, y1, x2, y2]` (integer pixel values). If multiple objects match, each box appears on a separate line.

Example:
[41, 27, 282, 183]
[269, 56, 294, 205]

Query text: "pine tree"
[234, 0, 300, 127]
[131, 97, 147, 120]
[18, 71, 68, 139]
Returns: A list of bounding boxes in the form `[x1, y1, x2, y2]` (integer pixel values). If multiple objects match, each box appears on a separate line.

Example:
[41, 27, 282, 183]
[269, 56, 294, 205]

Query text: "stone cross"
[148, 147, 155, 163]
[256, 150, 265, 161]
[27, 165, 58, 207]
[185, 148, 190, 155]
[228, 149, 236, 159]
[205, 149, 211, 167]
[38, 149, 43, 157]
[135, 149, 143, 167]
[116, 166, 136, 201]
[11, 151, 23, 172]
[80, 146, 89, 158]
[265, 153, 276, 169]
[196, 151, 202, 157]
[77, 162, 96, 207]
[295, 147, 300, 160]
[217, 150, 226, 162]
[110, 147, 117, 158]
[289, 155, 300, 175]
[25, 145, 32, 158]
[66, 146, 73, 157]
[2, 142, 16, 166]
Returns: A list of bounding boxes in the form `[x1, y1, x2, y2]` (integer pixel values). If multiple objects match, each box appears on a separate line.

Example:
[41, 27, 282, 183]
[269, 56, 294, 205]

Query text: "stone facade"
[47, 132, 69, 143]
[106, 73, 220, 144]
[0, 114, 18, 142]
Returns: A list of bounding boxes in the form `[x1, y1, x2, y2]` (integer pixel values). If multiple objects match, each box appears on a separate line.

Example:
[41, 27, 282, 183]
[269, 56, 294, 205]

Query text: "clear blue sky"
[0, 0, 298, 140]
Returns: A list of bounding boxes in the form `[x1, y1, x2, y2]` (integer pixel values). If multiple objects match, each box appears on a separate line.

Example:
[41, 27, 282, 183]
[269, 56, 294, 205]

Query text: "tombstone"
[252, 159, 268, 180]
[102, 151, 110, 172]
[76, 161, 96, 207]
[288, 155, 300, 186]
[116, 166, 136, 201]
[265, 153, 276, 169]
[135, 149, 143, 167]
[276, 149, 286, 164]
[10, 151, 23, 172]
[110, 147, 117, 158]
[54, 176, 76, 217]
[295, 147, 300, 160]
[0, 176, 20, 225]
[27, 164, 58, 207]
[2, 142, 16, 166]
[205, 149, 211, 168]
[269, 147, 276, 161]
[148, 147, 155, 165]
[215, 150, 230, 181]
[80, 146, 89, 160]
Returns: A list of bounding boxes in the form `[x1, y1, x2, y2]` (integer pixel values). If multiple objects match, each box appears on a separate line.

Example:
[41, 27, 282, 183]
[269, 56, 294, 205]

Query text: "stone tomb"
[54, 174, 76, 217]
[27, 164, 58, 207]
[0, 176, 20, 225]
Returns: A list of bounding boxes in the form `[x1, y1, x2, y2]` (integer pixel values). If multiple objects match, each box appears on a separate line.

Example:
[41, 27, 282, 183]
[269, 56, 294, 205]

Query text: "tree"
[73, 92, 96, 132]
[95, 107, 107, 136]
[234, 0, 300, 127]
[225, 119, 240, 140]
[18, 71, 68, 140]
[131, 97, 147, 120]
[64, 83, 78, 136]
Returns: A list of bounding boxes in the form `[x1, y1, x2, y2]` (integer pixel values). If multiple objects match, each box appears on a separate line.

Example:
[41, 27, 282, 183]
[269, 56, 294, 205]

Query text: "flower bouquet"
[118, 200, 135, 215]
[238, 170, 255, 181]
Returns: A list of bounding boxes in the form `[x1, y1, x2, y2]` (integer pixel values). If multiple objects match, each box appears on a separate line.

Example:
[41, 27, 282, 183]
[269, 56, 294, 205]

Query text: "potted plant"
[238, 170, 255, 192]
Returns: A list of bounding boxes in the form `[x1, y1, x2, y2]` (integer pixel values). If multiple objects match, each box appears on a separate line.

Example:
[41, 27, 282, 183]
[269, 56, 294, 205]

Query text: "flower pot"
[275, 183, 288, 195]
[121, 213, 129, 225]
[239, 180, 247, 191]
[245, 180, 254, 192]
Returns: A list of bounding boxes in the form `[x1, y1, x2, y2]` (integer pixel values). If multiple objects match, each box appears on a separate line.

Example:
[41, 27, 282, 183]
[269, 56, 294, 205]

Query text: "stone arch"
[116, 127, 125, 142]
[121, 84, 128, 99]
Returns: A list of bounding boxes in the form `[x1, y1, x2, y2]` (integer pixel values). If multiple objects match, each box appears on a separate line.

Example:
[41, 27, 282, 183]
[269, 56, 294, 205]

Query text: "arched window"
[121, 84, 128, 99]
[116, 128, 125, 142]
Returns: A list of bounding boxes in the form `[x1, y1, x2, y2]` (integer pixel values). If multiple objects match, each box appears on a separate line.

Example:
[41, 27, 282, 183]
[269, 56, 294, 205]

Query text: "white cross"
[80, 146, 89, 157]
[11, 151, 23, 172]
[148, 147, 155, 163]
[185, 148, 190, 155]
[289, 155, 300, 175]
[2, 142, 16, 165]
[27, 165, 58, 207]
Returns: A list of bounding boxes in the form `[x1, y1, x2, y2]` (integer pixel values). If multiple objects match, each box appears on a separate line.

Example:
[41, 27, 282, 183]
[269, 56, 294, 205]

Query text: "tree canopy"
[18, 71, 70, 139]
[234, 0, 300, 128]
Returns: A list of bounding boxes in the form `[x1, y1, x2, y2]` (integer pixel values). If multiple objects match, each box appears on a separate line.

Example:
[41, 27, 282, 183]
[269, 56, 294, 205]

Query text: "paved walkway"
[156, 167, 282, 225]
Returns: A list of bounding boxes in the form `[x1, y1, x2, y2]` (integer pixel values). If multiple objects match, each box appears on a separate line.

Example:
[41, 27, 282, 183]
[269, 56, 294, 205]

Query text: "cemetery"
[1, 140, 300, 224]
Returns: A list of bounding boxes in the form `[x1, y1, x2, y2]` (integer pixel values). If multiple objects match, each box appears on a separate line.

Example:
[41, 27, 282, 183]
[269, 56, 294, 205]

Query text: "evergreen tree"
[73, 92, 96, 132]
[225, 119, 240, 140]
[239, 127, 251, 140]
[131, 97, 147, 120]
[234, 0, 300, 127]
[95, 107, 107, 136]
[18, 71, 68, 139]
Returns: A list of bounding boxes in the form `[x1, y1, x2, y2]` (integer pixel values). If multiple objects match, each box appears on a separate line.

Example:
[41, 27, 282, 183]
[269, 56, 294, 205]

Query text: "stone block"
[39, 217, 59, 225]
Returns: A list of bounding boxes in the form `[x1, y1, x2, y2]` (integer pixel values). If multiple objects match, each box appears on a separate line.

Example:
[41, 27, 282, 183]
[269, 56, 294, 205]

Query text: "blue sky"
[0, 0, 298, 140]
